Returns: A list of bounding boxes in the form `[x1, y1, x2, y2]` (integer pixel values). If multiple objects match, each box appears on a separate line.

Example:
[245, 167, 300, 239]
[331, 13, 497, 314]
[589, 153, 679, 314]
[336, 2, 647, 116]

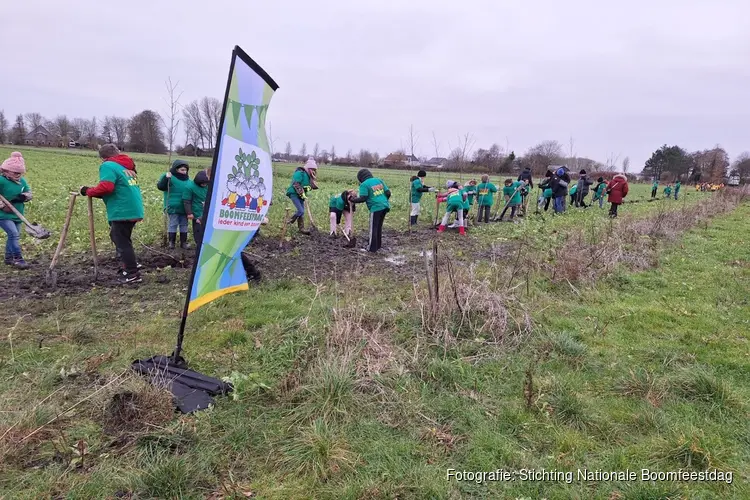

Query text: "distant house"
[383, 152, 421, 168]
[423, 157, 449, 169]
[24, 125, 59, 147]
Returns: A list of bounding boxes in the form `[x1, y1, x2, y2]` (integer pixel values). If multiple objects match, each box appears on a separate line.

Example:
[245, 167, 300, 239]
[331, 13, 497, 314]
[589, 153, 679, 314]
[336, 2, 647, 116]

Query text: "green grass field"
[0, 146, 747, 499]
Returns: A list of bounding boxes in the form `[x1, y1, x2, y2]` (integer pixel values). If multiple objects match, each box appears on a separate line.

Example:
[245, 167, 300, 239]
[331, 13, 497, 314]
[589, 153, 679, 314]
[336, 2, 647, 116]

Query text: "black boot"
[180, 232, 190, 250]
[168, 232, 176, 250]
[287, 214, 299, 225]
[297, 217, 310, 235]
[410, 215, 418, 225]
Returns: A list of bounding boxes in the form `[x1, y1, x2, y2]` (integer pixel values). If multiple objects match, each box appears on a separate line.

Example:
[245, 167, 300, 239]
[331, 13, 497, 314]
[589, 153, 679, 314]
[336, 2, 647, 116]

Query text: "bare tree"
[568, 135, 577, 170]
[24, 112, 43, 132]
[110, 117, 129, 149]
[431, 131, 441, 160]
[182, 101, 206, 149]
[330, 145, 336, 163]
[160, 78, 183, 164]
[407, 124, 419, 162]
[313, 143, 320, 160]
[622, 156, 630, 173]
[11, 115, 26, 144]
[0, 110, 7, 144]
[71, 118, 87, 142]
[53, 115, 71, 145]
[524, 140, 564, 176]
[82, 117, 99, 148]
[284, 141, 292, 160]
[199, 97, 221, 149]
[299, 143, 307, 157]
[452, 132, 475, 181]
[268, 121, 277, 159]
[101, 116, 114, 144]
[605, 152, 621, 170]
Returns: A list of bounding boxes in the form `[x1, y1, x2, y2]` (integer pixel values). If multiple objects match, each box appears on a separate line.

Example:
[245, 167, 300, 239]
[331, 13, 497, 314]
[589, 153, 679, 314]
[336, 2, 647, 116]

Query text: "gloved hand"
[303, 185, 312, 193]
[22, 192, 33, 201]
[429, 187, 436, 192]
[80, 186, 90, 196]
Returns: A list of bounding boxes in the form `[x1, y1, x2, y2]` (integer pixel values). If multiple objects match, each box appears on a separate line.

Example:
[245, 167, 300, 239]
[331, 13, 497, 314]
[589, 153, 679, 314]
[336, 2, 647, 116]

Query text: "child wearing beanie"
[0, 152, 33, 269]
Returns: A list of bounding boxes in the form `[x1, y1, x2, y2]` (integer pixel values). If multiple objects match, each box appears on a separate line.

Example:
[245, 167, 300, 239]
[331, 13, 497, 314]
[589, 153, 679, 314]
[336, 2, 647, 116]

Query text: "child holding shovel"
[183, 169, 209, 247]
[497, 178, 523, 221]
[0, 152, 32, 269]
[81, 144, 145, 284]
[475, 175, 497, 223]
[329, 190, 355, 237]
[157, 159, 191, 249]
[437, 181, 466, 235]
[410, 170, 434, 225]
[349, 169, 391, 252]
[285, 159, 318, 235]
[592, 177, 607, 209]
[463, 179, 477, 225]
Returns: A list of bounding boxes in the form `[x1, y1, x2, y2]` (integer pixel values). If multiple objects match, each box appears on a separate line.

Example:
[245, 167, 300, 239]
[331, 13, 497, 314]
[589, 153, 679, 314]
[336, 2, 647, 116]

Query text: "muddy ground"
[0, 223, 511, 304]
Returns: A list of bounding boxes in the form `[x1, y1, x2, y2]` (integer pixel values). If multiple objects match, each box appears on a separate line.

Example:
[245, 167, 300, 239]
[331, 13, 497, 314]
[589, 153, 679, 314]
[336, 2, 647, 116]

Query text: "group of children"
[651, 179, 682, 200]
[0, 145, 253, 285]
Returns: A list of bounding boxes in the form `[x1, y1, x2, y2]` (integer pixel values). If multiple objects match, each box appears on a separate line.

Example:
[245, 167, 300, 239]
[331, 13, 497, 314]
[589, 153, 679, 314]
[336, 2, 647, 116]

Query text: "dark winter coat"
[577, 174, 594, 197]
[552, 172, 570, 197]
[518, 167, 534, 188]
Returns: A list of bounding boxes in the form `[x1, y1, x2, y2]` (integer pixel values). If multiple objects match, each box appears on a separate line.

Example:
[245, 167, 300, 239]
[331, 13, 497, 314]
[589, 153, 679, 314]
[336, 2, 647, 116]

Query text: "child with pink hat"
[0, 152, 33, 269]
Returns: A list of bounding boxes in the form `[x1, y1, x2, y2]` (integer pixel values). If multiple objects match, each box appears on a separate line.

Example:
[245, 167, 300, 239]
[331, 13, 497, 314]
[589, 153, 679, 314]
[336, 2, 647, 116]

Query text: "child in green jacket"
[498, 178, 523, 221]
[329, 190, 355, 237]
[663, 184, 672, 198]
[81, 144, 145, 284]
[0, 152, 32, 269]
[592, 177, 607, 209]
[437, 181, 467, 235]
[476, 175, 497, 223]
[463, 179, 477, 225]
[286, 158, 318, 235]
[349, 169, 391, 252]
[182, 170, 209, 247]
[410, 170, 433, 225]
[651, 180, 659, 199]
[674, 180, 681, 200]
[157, 159, 191, 249]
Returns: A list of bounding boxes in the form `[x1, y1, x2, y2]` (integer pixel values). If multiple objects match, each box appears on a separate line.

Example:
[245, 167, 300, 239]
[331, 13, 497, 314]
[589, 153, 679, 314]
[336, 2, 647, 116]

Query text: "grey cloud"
[1, 0, 748, 168]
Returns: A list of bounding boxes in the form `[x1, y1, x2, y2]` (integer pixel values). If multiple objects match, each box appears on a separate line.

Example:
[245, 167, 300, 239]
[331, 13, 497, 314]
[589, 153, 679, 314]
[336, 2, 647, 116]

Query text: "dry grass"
[546, 188, 749, 284]
[327, 305, 398, 377]
[415, 254, 532, 349]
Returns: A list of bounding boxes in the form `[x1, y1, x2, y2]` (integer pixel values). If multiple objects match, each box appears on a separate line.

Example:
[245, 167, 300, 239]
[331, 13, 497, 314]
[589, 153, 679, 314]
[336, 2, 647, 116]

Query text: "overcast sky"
[2, 0, 748, 169]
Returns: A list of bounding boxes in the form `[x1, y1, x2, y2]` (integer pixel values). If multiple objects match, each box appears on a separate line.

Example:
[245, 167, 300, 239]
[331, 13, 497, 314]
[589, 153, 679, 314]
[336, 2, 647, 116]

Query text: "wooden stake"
[49, 193, 77, 272]
[304, 199, 316, 229]
[86, 196, 99, 280]
[432, 239, 439, 304]
[424, 245, 434, 312]
[279, 207, 290, 249]
[434, 196, 440, 226]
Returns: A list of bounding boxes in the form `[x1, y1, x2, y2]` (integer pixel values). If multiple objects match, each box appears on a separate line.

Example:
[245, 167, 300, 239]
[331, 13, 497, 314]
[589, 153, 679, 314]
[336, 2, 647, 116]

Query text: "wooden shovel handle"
[49, 193, 78, 271]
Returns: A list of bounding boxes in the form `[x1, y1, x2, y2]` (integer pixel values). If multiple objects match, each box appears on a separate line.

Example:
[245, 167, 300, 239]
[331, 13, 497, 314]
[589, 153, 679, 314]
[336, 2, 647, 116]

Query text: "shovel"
[0, 194, 52, 239]
[343, 202, 357, 248]
[46, 192, 78, 288]
[86, 196, 99, 280]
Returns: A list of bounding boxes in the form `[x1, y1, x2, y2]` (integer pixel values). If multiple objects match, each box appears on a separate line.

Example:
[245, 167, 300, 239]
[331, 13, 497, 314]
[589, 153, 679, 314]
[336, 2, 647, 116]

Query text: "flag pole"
[172, 48, 239, 363]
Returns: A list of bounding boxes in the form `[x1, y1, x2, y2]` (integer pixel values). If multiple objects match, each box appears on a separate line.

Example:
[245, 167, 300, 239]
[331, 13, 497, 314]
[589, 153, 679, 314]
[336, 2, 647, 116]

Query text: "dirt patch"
[0, 249, 192, 302]
[0, 224, 512, 304]
[101, 389, 174, 437]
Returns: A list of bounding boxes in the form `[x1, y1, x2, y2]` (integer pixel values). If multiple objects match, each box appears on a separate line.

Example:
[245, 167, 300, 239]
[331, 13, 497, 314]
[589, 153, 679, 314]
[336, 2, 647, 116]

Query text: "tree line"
[0, 97, 222, 156]
[1, 107, 746, 183]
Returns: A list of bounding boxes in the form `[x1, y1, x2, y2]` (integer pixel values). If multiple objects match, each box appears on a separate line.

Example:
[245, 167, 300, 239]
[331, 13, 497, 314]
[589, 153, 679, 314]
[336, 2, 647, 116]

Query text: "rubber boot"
[459, 226, 466, 236]
[437, 224, 446, 233]
[410, 215, 417, 225]
[287, 214, 299, 225]
[179, 232, 190, 250]
[168, 232, 176, 250]
[297, 217, 311, 235]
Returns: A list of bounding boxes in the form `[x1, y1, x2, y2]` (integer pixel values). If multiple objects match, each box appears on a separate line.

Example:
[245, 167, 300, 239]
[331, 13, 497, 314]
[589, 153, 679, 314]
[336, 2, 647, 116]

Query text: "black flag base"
[131, 355, 233, 413]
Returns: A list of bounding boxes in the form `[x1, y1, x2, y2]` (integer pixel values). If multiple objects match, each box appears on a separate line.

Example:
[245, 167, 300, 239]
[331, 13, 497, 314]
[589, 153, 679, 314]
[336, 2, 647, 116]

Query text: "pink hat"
[1, 152, 25, 174]
[304, 157, 318, 170]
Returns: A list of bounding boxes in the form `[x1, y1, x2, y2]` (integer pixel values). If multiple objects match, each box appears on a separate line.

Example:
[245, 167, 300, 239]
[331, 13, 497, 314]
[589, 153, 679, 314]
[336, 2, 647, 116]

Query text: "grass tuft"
[670, 367, 737, 408]
[279, 418, 356, 481]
